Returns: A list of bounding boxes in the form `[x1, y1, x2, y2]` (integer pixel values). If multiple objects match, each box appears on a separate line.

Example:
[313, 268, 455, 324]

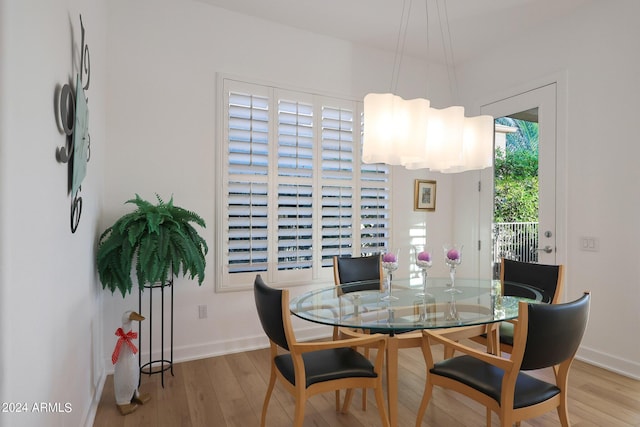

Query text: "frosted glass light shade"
[405, 106, 464, 171]
[363, 92, 493, 173]
[414, 112, 494, 173]
[461, 115, 494, 171]
[362, 93, 430, 165]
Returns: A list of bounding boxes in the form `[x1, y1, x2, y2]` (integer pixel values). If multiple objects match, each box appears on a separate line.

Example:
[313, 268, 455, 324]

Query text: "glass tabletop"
[290, 277, 540, 332]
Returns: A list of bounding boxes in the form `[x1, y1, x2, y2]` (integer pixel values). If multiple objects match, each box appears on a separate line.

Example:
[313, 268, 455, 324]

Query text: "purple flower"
[417, 251, 431, 262]
[382, 253, 397, 263]
[446, 249, 460, 261]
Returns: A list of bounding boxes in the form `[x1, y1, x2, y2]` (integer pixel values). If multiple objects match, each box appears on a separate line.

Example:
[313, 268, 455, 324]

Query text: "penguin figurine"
[112, 310, 151, 415]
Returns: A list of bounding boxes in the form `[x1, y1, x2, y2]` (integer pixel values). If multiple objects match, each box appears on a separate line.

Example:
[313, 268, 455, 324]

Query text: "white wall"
[457, 0, 640, 378]
[2, 1, 638, 425]
[0, 0, 107, 426]
[103, 0, 455, 370]
[103, 0, 640, 383]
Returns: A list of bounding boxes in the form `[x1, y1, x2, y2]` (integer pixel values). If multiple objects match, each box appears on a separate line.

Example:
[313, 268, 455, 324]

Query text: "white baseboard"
[89, 325, 329, 425]
[83, 369, 108, 427]
[101, 324, 332, 375]
[576, 345, 640, 380]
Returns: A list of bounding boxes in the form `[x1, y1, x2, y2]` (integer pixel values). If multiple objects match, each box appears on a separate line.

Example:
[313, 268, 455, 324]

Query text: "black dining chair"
[333, 254, 384, 295]
[331, 254, 384, 409]
[333, 253, 423, 409]
[415, 292, 590, 427]
[501, 257, 565, 304]
[471, 257, 565, 354]
[253, 274, 390, 427]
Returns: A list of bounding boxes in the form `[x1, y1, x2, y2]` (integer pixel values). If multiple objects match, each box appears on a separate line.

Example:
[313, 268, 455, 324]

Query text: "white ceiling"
[197, 0, 588, 65]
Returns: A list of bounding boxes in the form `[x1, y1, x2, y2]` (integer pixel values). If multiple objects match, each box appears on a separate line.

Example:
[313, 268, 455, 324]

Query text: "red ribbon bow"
[112, 328, 138, 365]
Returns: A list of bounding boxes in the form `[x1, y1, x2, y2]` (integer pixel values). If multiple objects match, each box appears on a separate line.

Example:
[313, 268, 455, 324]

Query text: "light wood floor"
[94, 341, 640, 427]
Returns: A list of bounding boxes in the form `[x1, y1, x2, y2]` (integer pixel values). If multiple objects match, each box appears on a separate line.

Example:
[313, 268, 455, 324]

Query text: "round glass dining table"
[290, 277, 542, 427]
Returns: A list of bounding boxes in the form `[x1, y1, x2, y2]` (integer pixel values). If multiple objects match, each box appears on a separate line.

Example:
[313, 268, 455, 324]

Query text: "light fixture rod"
[363, 0, 494, 174]
[436, 0, 459, 103]
[391, 0, 412, 93]
[423, 0, 430, 97]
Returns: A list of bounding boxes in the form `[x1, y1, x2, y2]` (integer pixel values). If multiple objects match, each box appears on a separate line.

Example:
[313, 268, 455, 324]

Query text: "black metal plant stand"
[138, 277, 174, 388]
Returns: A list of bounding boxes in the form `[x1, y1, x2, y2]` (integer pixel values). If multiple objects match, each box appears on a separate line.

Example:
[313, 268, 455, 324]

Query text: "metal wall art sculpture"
[56, 14, 91, 233]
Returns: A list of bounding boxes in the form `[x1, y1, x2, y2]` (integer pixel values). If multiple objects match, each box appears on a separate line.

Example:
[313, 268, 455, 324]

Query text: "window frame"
[215, 75, 392, 291]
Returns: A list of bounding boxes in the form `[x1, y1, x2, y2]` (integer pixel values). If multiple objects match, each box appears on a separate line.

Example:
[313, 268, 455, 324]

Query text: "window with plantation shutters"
[277, 97, 314, 271]
[359, 113, 390, 254]
[219, 77, 391, 291]
[321, 105, 355, 267]
[226, 88, 270, 274]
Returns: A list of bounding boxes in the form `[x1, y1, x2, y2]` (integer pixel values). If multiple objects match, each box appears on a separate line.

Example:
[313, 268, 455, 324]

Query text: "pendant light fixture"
[363, 0, 493, 173]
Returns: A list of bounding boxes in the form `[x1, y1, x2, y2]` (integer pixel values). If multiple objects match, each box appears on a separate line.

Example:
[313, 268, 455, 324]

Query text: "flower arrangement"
[443, 244, 463, 293]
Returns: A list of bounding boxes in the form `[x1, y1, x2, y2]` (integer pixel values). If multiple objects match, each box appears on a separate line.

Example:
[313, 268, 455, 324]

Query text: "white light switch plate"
[580, 236, 599, 252]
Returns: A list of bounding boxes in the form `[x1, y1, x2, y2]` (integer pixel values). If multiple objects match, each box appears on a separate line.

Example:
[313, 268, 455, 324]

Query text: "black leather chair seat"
[431, 355, 560, 409]
[275, 348, 377, 388]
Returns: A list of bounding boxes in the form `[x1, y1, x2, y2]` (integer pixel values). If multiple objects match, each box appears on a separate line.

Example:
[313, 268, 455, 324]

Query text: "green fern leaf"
[96, 194, 207, 296]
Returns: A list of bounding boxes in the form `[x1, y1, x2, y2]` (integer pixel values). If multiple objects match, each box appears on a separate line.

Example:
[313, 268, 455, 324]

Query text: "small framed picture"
[414, 179, 437, 211]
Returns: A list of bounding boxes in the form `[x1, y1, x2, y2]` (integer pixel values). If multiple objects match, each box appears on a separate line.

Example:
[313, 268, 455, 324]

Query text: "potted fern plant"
[97, 194, 208, 297]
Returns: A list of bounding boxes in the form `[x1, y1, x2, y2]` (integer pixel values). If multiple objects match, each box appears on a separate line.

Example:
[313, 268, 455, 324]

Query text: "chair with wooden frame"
[471, 257, 565, 354]
[333, 254, 384, 297]
[331, 254, 384, 409]
[253, 274, 390, 427]
[415, 292, 590, 427]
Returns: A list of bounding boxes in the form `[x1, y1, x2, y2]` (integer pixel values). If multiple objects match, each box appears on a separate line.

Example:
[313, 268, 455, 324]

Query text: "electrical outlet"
[198, 305, 208, 319]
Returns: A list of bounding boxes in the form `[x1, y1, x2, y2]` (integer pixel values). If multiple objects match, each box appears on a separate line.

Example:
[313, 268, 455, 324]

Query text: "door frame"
[476, 73, 568, 285]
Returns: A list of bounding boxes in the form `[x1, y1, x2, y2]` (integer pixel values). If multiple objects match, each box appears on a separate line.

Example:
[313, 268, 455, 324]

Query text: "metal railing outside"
[492, 221, 539, 270]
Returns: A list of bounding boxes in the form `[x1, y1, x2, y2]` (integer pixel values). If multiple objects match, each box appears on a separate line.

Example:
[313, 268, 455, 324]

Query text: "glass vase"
[381, 249, 399, 301]
[443, 244, 463, 293]
[413, 244, 432, 297]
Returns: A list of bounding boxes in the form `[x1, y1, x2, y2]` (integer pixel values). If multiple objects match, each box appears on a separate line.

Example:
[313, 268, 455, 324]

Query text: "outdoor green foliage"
[494, 118, 539, 223]
[97, 194, 208, 297]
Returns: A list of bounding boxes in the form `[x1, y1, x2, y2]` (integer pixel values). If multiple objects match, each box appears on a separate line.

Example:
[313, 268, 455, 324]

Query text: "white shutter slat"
[275, 96, 315, 272]
[278, 99, 314, 181]
[277, 182, 313, 271]
[321, 105, 356, 266]
[226, 90, 271, 273]
[358, 110, 389, 254]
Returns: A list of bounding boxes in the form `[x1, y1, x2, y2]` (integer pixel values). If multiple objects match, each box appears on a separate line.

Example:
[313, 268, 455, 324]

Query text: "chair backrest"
[519, 292, 590, 371]
[333, 255, 383, 293]
[501, 258, 564, 303]
[254, 274, 290, 351]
